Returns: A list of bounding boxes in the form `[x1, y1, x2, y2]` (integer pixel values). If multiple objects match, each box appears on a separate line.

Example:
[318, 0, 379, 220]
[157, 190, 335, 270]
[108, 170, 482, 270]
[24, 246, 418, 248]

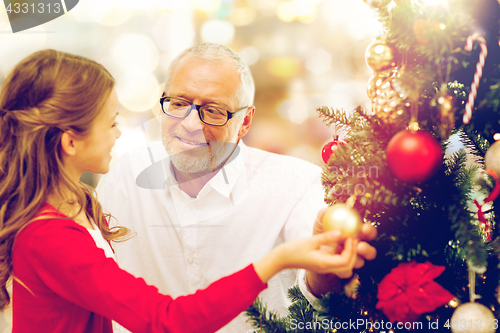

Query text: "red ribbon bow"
[473, 169, 500, 241]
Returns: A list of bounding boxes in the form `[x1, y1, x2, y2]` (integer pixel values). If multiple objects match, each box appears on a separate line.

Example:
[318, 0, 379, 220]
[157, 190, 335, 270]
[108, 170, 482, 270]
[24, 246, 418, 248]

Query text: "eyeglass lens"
[163, 98, 228, 126]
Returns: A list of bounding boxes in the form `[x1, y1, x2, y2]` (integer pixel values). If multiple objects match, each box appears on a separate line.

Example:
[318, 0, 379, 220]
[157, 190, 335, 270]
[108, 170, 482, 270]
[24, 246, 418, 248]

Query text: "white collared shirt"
[97, 140, 325, 333]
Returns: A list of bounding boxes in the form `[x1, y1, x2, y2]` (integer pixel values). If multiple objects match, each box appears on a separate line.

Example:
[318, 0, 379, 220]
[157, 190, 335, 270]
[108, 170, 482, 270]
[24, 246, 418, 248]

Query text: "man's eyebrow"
[170, 94, 231, 109]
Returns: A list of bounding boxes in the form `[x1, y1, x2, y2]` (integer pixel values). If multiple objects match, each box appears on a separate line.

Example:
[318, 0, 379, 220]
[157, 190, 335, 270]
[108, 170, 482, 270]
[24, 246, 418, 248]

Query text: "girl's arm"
[14, 219, 355, 333]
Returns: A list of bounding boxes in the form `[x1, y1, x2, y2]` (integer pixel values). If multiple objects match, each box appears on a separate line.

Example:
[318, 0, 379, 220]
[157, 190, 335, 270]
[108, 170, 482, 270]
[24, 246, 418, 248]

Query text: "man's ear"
[238, 106, 255, 138]
[60, 131, 78, 156]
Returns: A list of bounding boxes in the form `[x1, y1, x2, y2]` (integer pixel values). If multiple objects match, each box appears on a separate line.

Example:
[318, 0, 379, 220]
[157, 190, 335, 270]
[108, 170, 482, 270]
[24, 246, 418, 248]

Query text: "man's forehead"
[166, 57, 240, 100]
[175, 55, 238, 76]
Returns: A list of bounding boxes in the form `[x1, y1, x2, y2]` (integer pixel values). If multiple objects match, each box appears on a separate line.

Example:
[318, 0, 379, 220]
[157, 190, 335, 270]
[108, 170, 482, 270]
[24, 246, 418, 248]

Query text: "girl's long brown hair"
[0, 49, 129, 307]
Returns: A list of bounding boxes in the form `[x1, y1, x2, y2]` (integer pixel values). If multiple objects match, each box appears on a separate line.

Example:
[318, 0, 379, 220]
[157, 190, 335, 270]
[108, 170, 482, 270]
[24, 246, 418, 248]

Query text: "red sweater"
[12, 204, 267, 333]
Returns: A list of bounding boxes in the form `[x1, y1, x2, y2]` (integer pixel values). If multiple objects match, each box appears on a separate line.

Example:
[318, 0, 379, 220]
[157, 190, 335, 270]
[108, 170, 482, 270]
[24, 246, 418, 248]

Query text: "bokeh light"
[111, 34, 159, 72]
[70, 0, 131, 25]
[230, 7, 257, 26]
[328, 82, 360, 110]
[113, 127, 149, 157]
[152, 13, 195, 52]
[86, 0, 132, 26]
[121, 0, 188, 9]
[306, 48, 332, 75]
[250, 0, 279, 12]
[323, 0, 382, 39]
[419, 0, 448, 5]
[116, 71, 162, 112]
[277, 0, 318, 23]
[201, 20, 235, 44]
[266, 57, 301, 78]
[277, 2, 296, 22]
[239, 46, 260, 66]
[194, 0, 222, 12]
[278, 97, 310, 124]
[0, 22, 46, 76]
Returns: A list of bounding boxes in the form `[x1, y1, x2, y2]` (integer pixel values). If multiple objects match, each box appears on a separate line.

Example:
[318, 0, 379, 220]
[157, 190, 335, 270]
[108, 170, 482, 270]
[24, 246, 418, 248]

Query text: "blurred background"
[0, 0, 383, 188]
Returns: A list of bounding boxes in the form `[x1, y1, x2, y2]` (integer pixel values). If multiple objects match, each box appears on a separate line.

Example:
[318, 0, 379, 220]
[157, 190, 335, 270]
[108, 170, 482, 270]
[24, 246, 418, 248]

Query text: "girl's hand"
[254, 231, 358, 283]
[313, 208, 377, 267]
[305, 208, 378, 296]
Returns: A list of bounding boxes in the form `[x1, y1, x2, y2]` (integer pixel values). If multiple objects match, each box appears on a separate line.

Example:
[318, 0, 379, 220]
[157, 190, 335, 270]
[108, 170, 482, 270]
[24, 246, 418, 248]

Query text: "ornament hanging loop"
[463, 33, 488, 124]
[467, 261, 484, 303]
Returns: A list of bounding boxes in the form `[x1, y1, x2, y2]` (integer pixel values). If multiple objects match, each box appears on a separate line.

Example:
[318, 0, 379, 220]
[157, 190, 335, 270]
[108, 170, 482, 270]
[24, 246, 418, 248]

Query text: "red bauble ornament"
[322, 136, 347, 164]
[386, 130, 442, 183]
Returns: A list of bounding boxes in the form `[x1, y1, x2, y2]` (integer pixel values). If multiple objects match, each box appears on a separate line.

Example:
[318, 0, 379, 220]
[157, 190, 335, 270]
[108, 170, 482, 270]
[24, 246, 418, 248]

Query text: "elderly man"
[96, 43, 376, 332]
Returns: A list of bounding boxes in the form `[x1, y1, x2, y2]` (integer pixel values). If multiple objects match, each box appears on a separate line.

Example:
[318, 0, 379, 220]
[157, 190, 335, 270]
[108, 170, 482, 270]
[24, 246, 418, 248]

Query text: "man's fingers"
[357, 241, 377, 261]
[360, 223, 377, 241]
[313, 208, 328, 235]
[353, 256, 365, 269]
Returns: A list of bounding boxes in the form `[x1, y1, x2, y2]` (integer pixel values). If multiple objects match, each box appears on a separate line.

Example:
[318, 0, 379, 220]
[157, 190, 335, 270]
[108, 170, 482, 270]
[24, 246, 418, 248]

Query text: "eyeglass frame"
[159, 95, 249, 127]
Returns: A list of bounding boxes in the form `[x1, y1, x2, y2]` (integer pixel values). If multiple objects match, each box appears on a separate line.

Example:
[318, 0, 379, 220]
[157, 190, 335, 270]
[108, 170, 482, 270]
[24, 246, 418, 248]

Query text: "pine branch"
[451, 211, 489, 268]
[316, 107, 352, 131]
[246, 299, 288, 333]
[458, 128, 488, 163]
[287, 286, 306, 303]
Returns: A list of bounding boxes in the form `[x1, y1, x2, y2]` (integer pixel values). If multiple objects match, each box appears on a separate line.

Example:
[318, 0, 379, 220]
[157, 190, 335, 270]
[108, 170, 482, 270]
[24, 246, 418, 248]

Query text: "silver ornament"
[485, 141, 500, 178]
[450, 302, 496, 333]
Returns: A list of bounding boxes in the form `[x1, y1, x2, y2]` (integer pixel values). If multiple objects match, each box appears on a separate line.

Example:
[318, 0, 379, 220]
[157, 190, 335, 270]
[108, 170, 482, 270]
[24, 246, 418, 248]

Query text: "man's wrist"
[305, 270, 343, 298]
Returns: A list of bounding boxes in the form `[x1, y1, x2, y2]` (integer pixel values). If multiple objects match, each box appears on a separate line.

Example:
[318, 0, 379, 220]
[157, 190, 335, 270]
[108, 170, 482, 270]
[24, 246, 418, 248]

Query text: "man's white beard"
[162, 134, 235, 174]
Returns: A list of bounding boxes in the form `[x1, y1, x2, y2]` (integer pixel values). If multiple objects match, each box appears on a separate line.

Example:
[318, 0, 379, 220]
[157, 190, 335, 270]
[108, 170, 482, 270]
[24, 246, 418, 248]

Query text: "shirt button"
[187, 255, 194, 264]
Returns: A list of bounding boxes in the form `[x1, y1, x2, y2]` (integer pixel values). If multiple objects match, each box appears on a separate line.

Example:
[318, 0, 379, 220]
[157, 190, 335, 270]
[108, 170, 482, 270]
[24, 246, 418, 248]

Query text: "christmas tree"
[246, 0, 500, 332]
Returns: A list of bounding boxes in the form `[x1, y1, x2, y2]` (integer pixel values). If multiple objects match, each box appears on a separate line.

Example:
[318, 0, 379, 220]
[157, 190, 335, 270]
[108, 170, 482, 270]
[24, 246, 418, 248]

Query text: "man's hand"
[306, 208, 377, 297]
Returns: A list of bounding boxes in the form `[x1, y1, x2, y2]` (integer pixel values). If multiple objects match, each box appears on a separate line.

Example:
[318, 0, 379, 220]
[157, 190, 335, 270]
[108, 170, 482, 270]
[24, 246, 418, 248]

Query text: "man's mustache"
[136, 142, 240, 188]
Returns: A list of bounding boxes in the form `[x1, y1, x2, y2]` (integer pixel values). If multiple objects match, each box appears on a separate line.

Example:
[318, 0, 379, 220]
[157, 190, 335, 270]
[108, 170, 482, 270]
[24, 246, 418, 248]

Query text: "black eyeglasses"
[159, 96, 248, 126]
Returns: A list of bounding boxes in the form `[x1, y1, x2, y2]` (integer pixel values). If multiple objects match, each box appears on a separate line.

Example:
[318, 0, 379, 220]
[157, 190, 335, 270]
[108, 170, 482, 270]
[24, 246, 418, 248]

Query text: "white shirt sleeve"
[112, 320, 132, 333]
[296, 269, 327, 311]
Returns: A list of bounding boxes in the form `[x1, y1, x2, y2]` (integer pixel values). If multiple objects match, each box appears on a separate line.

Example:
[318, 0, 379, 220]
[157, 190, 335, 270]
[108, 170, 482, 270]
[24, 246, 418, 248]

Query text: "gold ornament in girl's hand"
[322, 204, 362, 237]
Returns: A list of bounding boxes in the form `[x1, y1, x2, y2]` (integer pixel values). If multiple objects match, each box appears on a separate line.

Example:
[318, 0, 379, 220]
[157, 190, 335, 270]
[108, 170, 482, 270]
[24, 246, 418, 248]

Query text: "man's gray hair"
[164, 43, 255, 108]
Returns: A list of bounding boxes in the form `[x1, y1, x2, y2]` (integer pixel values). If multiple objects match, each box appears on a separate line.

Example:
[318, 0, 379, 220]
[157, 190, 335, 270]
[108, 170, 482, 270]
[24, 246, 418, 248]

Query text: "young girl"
[0, 50, 358, 333]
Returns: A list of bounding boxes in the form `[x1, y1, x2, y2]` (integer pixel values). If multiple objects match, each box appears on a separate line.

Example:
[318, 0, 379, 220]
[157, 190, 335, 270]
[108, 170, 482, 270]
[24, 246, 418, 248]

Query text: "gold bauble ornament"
[370, 69, 411, 126]
[450, 302, 496, 333]
[322, 204, 362, 237]
[485, 140, 500, 178]
[365, 40, 396, 72]
[367, 74, 378, 100]
[373, 98, 410, 126]
[367, 71, 391, 100]
[430, 84, 456, 140]
[363, 0, 392, 8]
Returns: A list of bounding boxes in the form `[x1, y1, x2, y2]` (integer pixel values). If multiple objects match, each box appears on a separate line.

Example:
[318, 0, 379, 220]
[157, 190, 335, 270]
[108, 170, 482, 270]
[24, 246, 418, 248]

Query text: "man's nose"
[180, 105, 204, 132]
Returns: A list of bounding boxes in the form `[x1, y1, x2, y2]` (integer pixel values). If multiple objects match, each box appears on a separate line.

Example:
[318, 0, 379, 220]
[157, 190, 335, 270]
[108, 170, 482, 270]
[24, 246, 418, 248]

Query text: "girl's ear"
[60, 131, 78, 156]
